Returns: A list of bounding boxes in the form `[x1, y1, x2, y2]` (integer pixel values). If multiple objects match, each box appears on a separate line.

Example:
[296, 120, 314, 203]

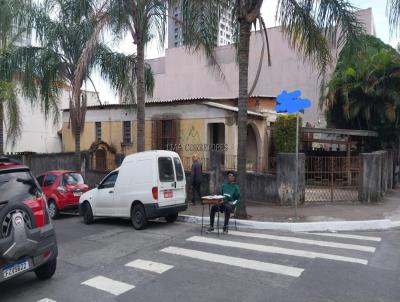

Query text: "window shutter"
[174, 119, 181, 146]
[152, 120, 157, 149]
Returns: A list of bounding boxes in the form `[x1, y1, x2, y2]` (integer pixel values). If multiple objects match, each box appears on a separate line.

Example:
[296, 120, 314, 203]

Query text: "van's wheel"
[131, 204, 147, 230]
[82, 202, 94, 225]
[35, 258, 57, 280]
[165, 213, 178, 223]
[48, 200, 59, 219]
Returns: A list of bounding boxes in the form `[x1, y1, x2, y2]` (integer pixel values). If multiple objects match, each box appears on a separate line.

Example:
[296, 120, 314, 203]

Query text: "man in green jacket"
[207, 171, 240, 234]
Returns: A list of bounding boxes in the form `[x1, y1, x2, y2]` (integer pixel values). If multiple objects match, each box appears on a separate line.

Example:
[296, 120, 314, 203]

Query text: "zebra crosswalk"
[37, 229, 382, 301]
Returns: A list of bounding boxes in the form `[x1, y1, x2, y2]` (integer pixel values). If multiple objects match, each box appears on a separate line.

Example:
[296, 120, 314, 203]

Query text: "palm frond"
[0, 81, 21, 147]
[96, 45, 155, 104]
[276, 0, 364, 76]
[387, 0, 400, 36]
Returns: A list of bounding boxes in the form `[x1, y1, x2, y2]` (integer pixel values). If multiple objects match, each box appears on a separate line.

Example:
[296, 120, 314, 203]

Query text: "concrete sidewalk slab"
[177, 215, 398, 232]
[179, 188, 400, 232]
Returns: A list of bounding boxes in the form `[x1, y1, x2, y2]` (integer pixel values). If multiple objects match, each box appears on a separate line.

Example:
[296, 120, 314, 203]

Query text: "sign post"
[295, 112, 299, 218]
[276, 90, 311, 219]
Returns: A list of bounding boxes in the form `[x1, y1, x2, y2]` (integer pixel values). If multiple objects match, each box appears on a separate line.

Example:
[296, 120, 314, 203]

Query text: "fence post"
[276, 153, 305, 206]
[359, 153, 382, 203]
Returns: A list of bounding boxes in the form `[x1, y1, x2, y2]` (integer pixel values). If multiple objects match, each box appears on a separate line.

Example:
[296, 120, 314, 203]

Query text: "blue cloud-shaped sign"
[276, 90, 311, 114]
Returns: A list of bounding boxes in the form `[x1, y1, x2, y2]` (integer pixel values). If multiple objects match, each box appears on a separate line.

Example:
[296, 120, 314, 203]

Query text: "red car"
[36, 171, 88, 219]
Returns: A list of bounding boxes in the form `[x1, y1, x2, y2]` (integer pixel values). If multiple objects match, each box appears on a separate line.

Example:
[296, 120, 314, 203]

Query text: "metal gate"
[305, 156, 360, 202]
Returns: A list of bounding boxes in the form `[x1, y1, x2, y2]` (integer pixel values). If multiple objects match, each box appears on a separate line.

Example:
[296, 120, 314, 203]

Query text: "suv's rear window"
[158, 157, 175, 182]
[0, 170, 40, 201]
[63, 173, 84, 185]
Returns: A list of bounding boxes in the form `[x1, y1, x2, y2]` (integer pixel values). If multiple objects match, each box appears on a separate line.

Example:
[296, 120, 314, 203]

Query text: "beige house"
[61, 97, 277, 172]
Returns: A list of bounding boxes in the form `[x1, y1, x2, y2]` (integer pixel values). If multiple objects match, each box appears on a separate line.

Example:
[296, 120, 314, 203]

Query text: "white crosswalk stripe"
[228, 230, 376, 253]
[161, 246, 304, 277]
[81, 276, 135, 296]
[37, 299, 56, 302]
[304, 232, 382, 242]
[187, 236, 368, 265]
[125, 259, 174, 274]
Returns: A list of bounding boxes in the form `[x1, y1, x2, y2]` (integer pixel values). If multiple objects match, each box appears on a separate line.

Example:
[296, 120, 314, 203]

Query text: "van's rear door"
[158, 156, 185, 207]
[172, 157, 186, 203]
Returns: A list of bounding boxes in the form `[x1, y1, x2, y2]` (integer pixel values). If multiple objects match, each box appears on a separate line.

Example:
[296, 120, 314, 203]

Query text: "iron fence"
[305, 156, 360, 202]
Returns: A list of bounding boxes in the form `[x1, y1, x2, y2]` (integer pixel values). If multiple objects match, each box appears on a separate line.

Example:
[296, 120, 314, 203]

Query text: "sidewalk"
[179, 188, 400, 231]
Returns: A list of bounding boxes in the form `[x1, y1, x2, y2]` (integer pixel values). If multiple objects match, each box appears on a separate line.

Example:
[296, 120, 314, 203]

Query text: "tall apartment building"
[168, 2, 234, 48]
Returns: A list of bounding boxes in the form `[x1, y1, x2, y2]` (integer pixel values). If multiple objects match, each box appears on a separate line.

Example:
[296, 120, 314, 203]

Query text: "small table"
[201, 197, 224, 236]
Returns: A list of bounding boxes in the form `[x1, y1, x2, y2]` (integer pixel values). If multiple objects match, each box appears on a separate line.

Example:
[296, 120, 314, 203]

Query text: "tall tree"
[325, 34, 400, 150]
[109, 0, 166, 152]
[0, 0, 59, 154]
[180, 0, 363, 218]
[34, 0, 154, 167]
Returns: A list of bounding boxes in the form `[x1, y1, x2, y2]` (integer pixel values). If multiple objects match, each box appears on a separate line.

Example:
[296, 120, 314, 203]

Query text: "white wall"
[4, 89, 100, 153]
[147, 8, 375, 127]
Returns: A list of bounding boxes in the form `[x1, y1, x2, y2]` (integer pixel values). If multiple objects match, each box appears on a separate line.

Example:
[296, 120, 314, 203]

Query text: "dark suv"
[0, 157, 58, 283]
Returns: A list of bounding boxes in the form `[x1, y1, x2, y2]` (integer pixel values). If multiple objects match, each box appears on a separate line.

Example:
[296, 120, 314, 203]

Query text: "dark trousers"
[210, 203, 233, 229]
[191, 182, 202, 204]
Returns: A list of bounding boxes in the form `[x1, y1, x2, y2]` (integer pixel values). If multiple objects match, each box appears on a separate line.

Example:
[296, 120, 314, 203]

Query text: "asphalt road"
[1, 215, 400, 302]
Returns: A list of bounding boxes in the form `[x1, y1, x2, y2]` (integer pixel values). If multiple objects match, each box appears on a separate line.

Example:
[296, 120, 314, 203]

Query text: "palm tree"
[108, 0, 167, 152]
[180, 0, 363, 218]
[0, 0, 59, 154]
[33, 0, 154, 167]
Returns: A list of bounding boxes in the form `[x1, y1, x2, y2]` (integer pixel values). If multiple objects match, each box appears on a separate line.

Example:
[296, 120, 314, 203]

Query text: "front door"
[42, 174, 57, 198]
[94, 171, 118, 215]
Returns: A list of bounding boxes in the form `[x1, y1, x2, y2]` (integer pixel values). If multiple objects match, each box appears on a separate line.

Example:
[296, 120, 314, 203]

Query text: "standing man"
[190, 154, 202, 205]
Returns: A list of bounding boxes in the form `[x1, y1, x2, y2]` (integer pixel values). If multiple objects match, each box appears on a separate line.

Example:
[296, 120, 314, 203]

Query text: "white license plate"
[73, 192, 82, 197]
[2, 260, 30, 279]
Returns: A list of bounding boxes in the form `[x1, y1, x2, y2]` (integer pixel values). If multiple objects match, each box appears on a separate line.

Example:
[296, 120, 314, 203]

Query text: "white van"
[78, 150, 187, 229]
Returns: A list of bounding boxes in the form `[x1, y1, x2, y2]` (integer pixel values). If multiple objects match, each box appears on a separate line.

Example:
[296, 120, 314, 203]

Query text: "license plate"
[2, 260, 30, 279]
[164, 191, 173, 198]
[73, 192, 82, 197]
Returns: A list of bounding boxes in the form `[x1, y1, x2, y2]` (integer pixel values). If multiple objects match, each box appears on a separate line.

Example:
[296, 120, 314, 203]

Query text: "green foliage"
[0, 0, 60, 147]
[324, 34, 400, 149]
[274, 114, 302, 153]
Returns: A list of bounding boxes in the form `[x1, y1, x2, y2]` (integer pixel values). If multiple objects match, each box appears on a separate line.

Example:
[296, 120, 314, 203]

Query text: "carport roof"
[303, 127, 378, 137]
[204, 101, 265, 118]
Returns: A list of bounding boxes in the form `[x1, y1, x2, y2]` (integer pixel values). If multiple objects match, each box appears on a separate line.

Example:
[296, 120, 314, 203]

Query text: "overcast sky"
[91, 1, 397, 104]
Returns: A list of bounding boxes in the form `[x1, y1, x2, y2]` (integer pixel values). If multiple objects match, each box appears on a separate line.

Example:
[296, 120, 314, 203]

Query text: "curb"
[177, 215, 400, 232]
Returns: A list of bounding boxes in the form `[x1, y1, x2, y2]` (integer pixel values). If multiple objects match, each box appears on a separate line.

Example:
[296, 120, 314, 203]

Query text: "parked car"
[79, 150, 187, 229]
[0, 157, 58, 283]
[36, 171, 89, 219]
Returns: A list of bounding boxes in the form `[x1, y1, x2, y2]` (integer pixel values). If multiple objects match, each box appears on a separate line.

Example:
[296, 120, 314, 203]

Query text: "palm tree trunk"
[136, 42, 145, 152]
[75, 124, 81, 170]
[236, 20, 251, 219]
[0, 102, 4, 155]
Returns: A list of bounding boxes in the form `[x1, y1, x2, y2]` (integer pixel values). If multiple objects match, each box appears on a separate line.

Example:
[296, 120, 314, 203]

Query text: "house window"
[95, 122, 101, 141]
[174, 42, 178, 47]
[152, 119, 180, 151]
[123, 121, 131, 144]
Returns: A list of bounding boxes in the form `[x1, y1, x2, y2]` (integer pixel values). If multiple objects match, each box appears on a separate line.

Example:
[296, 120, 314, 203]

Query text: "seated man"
[207, 172, 240, 235]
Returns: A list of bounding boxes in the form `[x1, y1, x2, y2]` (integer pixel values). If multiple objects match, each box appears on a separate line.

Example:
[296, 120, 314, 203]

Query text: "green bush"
[274, 114, 302, 153]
